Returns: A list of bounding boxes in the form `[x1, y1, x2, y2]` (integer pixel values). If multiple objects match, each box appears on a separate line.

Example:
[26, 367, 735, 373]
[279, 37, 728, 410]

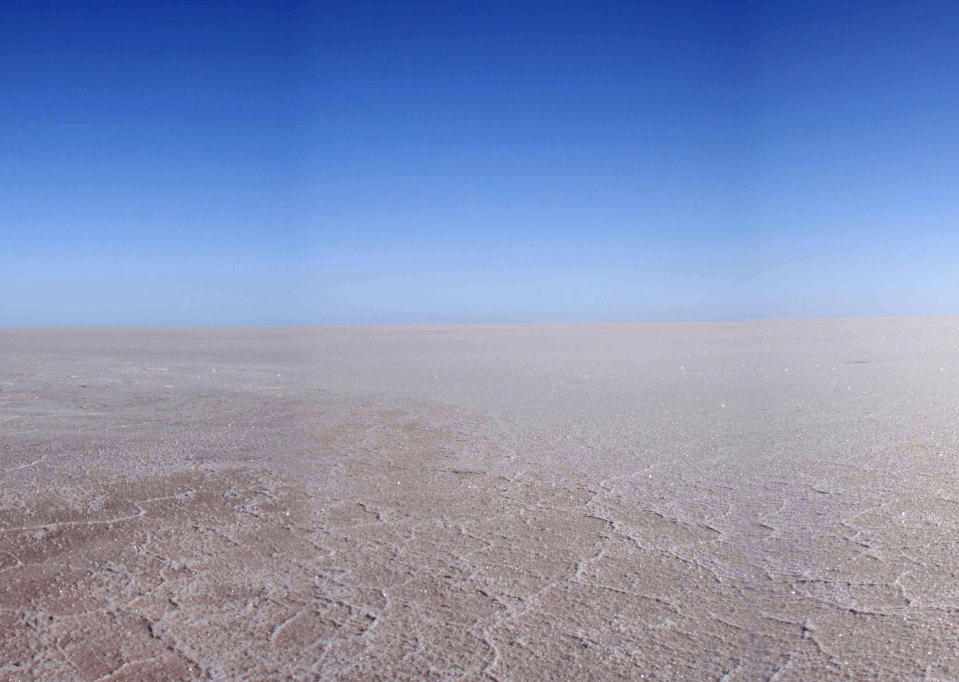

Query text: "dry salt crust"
[2, 319, 959, 680]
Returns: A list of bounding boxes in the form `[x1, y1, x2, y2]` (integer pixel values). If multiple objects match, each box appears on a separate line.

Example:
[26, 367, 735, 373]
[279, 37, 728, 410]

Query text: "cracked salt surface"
[3, 320, 959, 679]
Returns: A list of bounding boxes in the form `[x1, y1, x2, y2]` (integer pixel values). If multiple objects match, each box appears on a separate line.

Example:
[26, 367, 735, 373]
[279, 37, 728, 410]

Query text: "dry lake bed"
[3, 319, 959, 680]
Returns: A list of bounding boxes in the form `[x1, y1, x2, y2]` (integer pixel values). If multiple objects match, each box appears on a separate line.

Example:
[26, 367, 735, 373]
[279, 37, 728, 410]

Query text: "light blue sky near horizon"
[3, 1, 958, 325]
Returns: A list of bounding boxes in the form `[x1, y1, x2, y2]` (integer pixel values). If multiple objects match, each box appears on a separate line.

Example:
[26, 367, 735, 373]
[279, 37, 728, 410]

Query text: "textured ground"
[3, 320, 959, 680]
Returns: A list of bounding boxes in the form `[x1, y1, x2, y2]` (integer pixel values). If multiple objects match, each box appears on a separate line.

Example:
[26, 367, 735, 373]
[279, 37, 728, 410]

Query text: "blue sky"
[3, 1, 957, 325]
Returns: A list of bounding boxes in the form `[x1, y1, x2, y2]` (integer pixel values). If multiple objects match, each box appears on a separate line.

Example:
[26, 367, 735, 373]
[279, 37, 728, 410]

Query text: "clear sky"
[3, 1, 958, 325]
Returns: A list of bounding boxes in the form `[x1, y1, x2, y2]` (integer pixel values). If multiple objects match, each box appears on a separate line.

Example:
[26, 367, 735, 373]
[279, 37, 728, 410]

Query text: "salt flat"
[3, 319, 959, 679]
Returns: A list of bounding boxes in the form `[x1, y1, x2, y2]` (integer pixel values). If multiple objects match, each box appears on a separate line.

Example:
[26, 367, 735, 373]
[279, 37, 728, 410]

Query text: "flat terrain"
[3, 319, 959, 680]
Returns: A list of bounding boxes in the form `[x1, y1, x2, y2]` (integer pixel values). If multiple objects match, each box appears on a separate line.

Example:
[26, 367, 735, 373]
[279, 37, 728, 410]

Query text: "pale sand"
[2, 319, 959, 679]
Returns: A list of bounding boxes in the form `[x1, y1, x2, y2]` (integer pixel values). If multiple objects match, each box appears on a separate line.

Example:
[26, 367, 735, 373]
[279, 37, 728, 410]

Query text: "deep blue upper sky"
[3, 0, 958, 324]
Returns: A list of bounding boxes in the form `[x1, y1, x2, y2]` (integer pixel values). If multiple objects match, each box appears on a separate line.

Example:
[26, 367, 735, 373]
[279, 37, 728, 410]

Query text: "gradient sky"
[3, 1, 958, 325]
